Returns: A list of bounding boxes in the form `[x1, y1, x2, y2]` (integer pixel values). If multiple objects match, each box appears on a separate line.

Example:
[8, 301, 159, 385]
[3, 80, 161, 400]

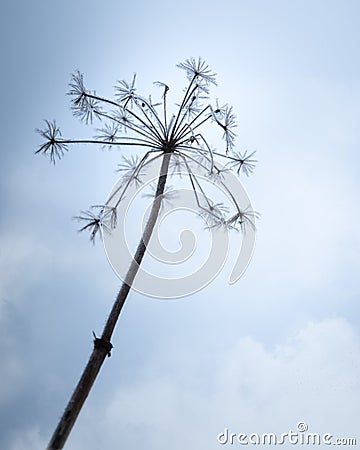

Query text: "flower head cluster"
[36, 57, 258, 242]
[35, 120, 68, 164]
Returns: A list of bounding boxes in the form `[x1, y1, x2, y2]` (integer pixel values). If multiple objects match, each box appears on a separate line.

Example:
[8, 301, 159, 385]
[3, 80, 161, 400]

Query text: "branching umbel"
[36, 57, 258, 450]
[37, 57, 258, 238]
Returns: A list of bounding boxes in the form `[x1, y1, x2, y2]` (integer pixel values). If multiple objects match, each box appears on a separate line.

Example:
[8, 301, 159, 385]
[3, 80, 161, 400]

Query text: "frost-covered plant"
[36, 57, 257, 450]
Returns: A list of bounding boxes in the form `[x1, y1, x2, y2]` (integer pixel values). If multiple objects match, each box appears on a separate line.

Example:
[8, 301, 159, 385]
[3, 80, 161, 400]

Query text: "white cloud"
[8, 427, 46, 450]
[255, 157, 360, 289]
[0, 350, 25, 406]
[0, 233, 52, 307]
[215, 317, 360, 435]
[66, 317, 360, 449]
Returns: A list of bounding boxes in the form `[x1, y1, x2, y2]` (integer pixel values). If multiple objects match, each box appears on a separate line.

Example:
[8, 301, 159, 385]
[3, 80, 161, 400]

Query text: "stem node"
[92, 332, 113, 357]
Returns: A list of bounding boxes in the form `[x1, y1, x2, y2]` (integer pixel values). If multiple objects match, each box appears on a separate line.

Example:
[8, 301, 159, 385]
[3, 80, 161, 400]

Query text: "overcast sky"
[1, 0, 360, 449]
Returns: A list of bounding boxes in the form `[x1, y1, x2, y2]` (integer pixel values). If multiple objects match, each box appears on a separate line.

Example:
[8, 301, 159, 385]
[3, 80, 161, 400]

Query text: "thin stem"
[163, 89, 168, 134]
[110, 152, 164, 209]
[211, 151, 237, 160]
[175, 111, 212, 142]
[178, 133, 214, 173]
[169, 76, 197, 141]
[102, 151, 171, 339]
[54, 139, 160, 149]
[46, 151, 172, 450]
[96, 109, 162, 145]
[179, 154, 213, 209]
[178, 154, 204, 209]
[174, 104, 210, 143]
[133, 97, 166, 139]
[86, 93, 163, 142]
[176, 148, 222, 175]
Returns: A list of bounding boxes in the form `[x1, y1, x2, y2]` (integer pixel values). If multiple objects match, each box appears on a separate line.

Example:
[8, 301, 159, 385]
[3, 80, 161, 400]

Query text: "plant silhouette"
[36, 57, 257, 449]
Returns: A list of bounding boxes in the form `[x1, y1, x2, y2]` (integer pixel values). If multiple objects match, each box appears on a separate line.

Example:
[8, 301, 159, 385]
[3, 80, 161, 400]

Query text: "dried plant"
[36, 57, 258, 449]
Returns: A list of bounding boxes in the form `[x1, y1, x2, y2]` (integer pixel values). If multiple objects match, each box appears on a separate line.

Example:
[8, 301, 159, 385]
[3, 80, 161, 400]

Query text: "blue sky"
[1, 0, 360, 448]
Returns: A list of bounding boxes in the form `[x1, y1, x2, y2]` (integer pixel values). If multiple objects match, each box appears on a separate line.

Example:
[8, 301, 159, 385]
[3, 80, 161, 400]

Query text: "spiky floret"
[36, 120, 68, 164]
